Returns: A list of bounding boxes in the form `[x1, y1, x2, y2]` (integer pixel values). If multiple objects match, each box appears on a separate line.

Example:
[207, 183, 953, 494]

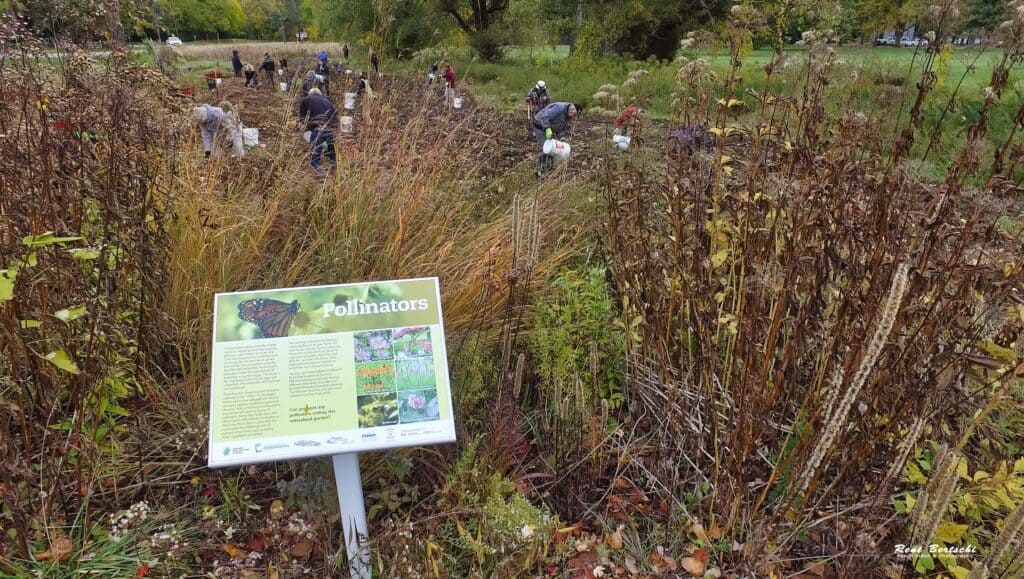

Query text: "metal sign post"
[333, 453, 371, 579]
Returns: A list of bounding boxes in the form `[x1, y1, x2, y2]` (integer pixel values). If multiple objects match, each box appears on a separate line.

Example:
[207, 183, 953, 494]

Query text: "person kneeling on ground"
[298, 88, 338, 173]
[301, 70, 318, 97]
[244, 63, 258, 88]
[532, 101, 581, 175]
[194, 102, 244, 159]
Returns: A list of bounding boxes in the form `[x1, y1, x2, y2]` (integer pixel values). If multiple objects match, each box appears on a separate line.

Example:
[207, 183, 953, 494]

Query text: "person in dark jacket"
[525, 80, 550, 139]
[427, 62, 439, 85]
[525, 80, 550, 115]
[298, 88, 338, 172]
[532, 102, 580, 174]
[261, 53, 275, 86]
[231, 50, 243, 77]
[369, 48, 379, 76]
[314, 56, 331, 96]
[279, 57, 289, 77]
[342, 42, 350, 62]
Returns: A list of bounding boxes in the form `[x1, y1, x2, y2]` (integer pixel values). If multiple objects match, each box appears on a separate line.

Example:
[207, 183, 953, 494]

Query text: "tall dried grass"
[173, 42, 350, 66]
[604, 17, 1024, 575]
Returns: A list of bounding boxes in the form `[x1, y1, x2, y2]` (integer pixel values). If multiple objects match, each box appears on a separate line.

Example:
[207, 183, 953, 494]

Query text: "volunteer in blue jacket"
[532, 101, 581, 174]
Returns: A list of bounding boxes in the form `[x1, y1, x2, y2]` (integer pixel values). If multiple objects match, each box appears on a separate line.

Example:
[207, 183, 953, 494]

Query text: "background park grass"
[169, 40, 1022, 179]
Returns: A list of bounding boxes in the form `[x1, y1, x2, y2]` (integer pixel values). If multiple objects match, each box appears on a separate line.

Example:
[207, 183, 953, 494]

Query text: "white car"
[166, 36, 183, 46]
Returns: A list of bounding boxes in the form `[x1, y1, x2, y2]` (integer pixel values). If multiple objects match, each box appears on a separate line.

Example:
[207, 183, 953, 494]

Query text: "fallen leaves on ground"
[290, 539, 313, 557]
[35, 537, 73, 563]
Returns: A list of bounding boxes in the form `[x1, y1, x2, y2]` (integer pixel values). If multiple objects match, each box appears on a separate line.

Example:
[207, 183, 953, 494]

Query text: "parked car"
[874, 35, 897, 46]
[166, 36, 182, 46]
[900, 37, 920, 47]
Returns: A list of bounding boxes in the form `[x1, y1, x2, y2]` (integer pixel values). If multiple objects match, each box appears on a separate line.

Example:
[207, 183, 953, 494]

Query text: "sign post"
[333, 453, 370, 578]
[206, 278, 456, 575]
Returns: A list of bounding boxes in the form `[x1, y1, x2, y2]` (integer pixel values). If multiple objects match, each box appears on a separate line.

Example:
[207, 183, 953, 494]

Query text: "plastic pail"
[278, 69, 284, 76]
[242, 128, 259, 146]
[215, 78, 222, 86]
[453, 97, 463, 109]
[279, 82, 288, 91]
[340, 116, 353, 133]
[542, 139, 571, 159]
[344, 92, 356, 110]
[612, 134, 631, 150]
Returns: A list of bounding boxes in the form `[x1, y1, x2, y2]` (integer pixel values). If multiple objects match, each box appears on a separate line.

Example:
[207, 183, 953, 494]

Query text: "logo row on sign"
[218, 425, 449, 458]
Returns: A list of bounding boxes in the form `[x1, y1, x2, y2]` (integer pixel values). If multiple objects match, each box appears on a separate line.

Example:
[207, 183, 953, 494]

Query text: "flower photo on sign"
[398, 389, 440, 423]
[354, 329, 394, 362]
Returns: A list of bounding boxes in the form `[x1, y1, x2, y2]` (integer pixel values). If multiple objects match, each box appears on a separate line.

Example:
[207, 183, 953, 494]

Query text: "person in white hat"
[525, 80, 551, 140]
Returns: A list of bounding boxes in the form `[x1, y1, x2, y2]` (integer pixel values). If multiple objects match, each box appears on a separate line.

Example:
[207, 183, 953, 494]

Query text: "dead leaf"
[35, 537, 73, 563]
[291, 539, 313, 558]
[613, 477, 634, 490]
[690, 521, 708, 542]
[680, 556, 705, 576]
[607, 531, 623, 550]
[650, 548, 679, 573]
[270, 499, 285, 519]
[706, 522, 723, 540]
[246, 535, 267, 552]
[221, 543, 246, 558]
[567, 550, 599, 578]
[555, 524, 582, 545]
[802, 561, 827, 576]
[135, 563, 150, 577]
[691, 547, 710, 564]
[624, 557, 641, 575]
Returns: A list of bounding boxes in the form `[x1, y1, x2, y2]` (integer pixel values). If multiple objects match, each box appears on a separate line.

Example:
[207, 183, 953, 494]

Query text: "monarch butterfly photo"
[237, 298, 300, 338]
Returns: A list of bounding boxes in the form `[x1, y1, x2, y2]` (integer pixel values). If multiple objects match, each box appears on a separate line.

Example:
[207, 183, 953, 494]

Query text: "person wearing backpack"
[525, 80, 550, 139]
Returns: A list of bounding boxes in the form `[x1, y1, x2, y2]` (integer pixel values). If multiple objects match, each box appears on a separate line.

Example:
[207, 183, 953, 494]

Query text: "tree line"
[4, 0, 1012, 60]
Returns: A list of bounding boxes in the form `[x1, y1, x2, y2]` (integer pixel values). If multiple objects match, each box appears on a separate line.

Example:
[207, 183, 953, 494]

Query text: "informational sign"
[207, 278, 455, 468]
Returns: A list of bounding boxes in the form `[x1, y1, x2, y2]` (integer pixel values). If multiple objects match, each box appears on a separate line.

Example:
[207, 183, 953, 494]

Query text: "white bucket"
[214, 78, 222, 86]
[242, 128, 259, 146]
[340, 116, 353, 133]
[303, 131, 312, 143]
[345, 69, 353, 75]
[279, 82, 288, 91]
[453, 97, 463, 109]
[543, 139, 571, 159]
[428, 73, 436, 81]
[612, 134, 631, 150]
[278, 69, 284, 76]
[343, 92, 356, 110]
[315, 74, 325, 83]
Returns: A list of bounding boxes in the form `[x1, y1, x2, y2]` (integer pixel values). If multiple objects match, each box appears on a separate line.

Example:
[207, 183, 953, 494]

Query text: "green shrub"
[527, 266, 624, 410]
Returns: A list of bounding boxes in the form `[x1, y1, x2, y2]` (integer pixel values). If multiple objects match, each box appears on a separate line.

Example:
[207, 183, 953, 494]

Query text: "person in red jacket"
[614, 105, 640, 136]
[442, 63, 456, 108]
